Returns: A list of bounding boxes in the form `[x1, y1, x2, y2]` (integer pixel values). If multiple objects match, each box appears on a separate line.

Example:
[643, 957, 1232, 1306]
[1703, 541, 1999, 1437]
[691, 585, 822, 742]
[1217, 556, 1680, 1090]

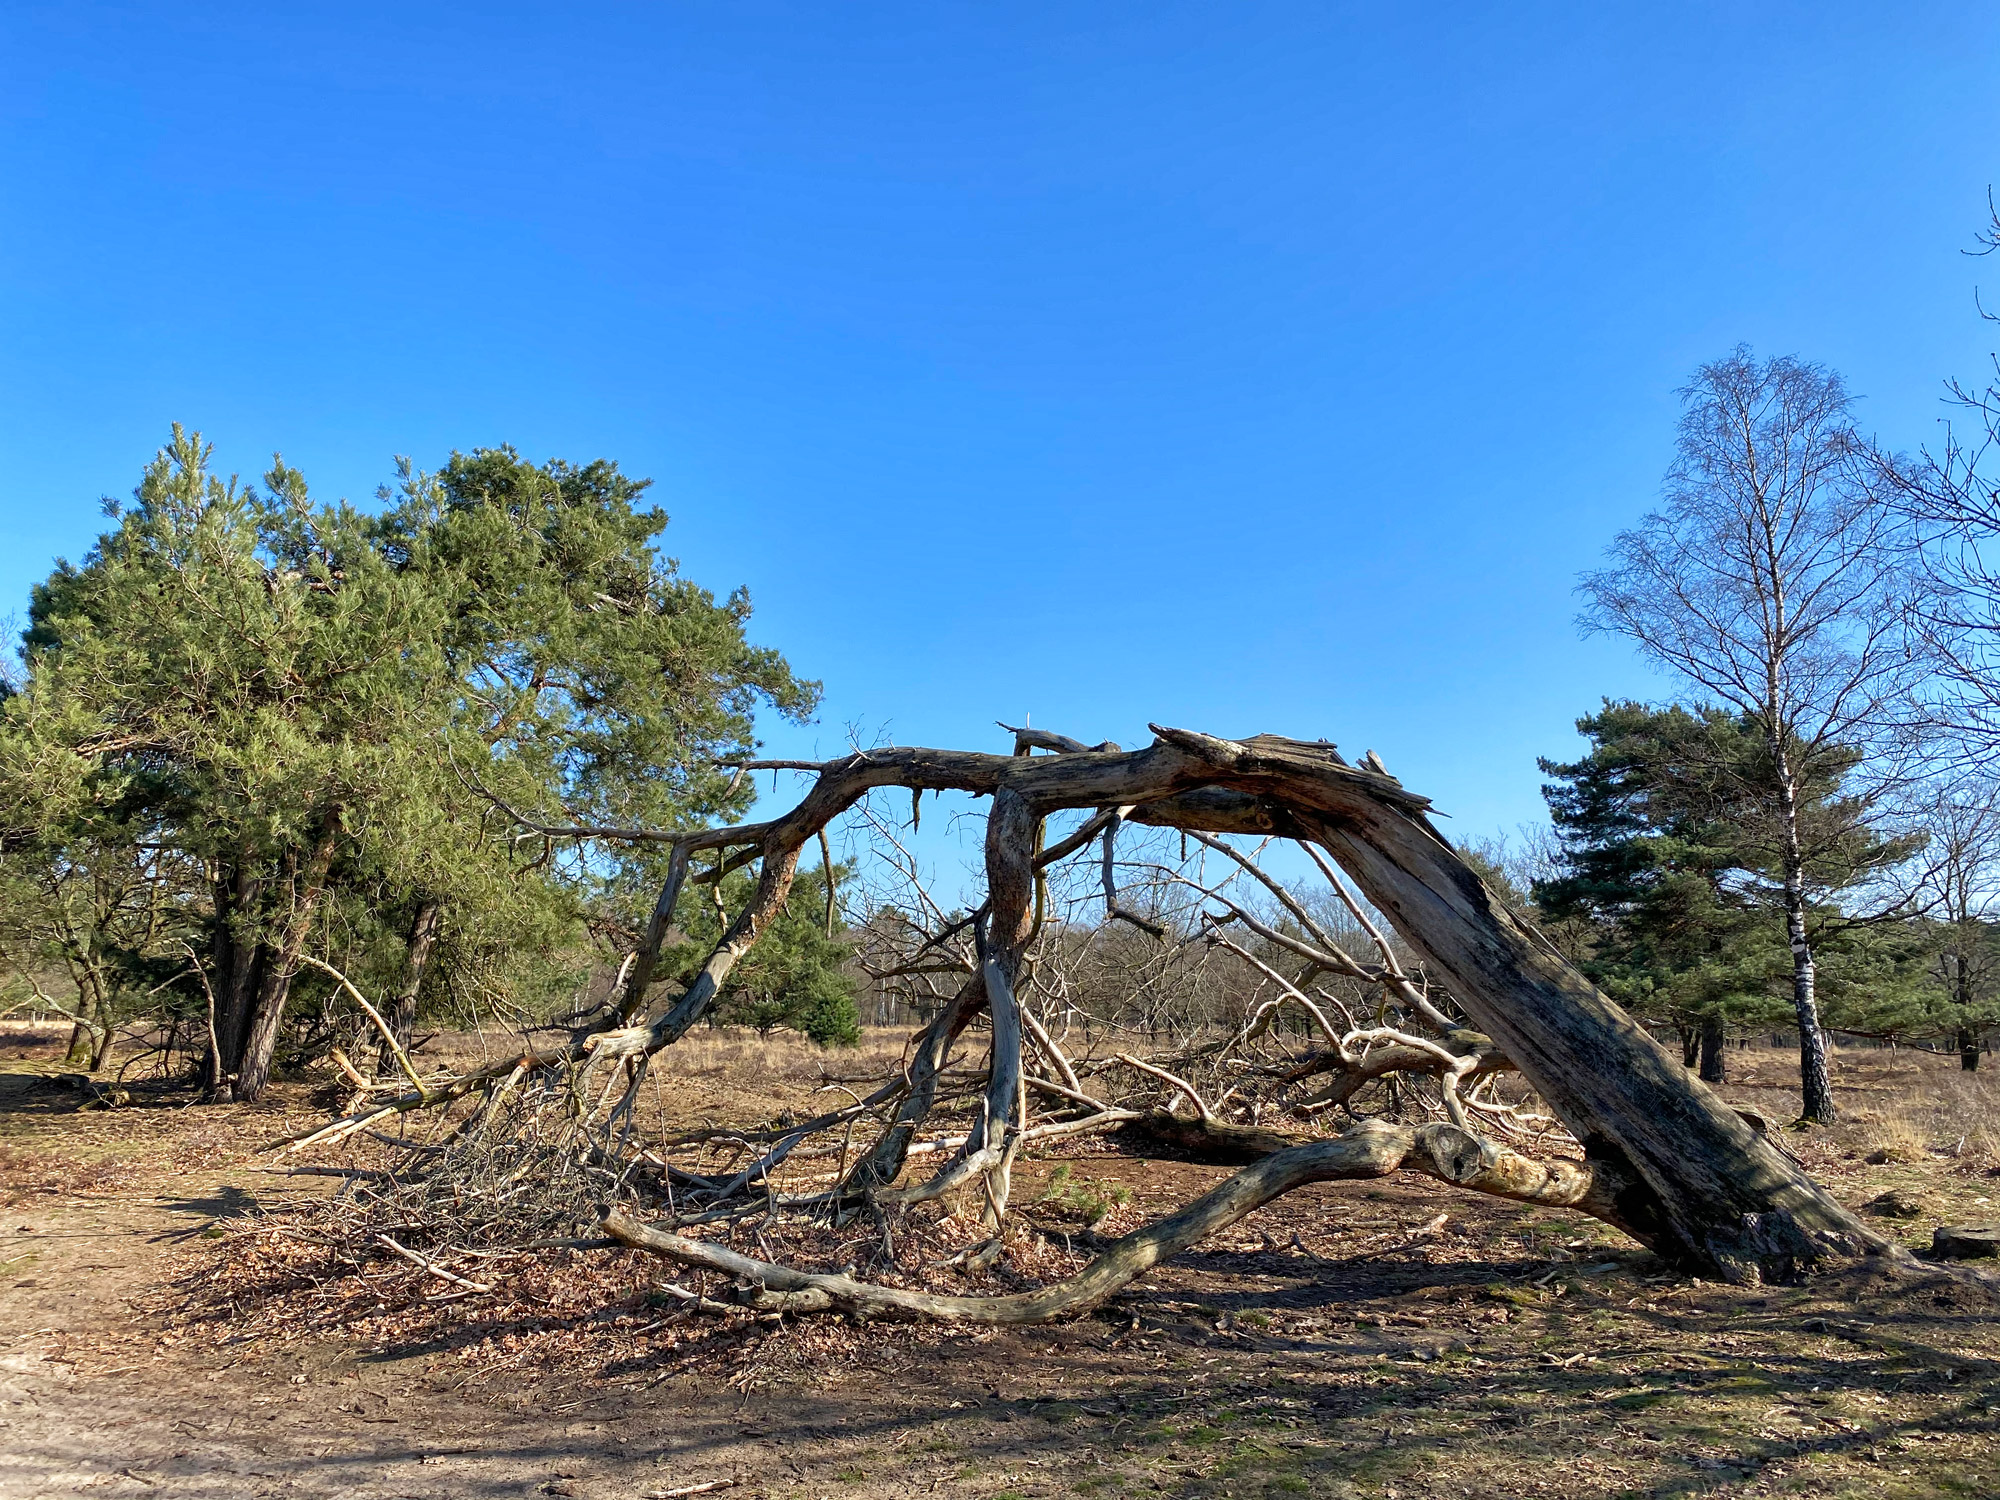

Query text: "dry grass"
[1766, 1046, 2000, 1173]
[1848, 1105, 1933, 1163]
[658, 1024, 914, 1080]
[405, 1021, 916, 1085]
[1904, 1065, 2000, 1172]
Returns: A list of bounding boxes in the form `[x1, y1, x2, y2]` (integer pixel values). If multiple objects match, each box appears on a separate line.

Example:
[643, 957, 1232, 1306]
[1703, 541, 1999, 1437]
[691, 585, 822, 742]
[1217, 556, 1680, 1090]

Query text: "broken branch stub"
[970, 786, 1036, 1221]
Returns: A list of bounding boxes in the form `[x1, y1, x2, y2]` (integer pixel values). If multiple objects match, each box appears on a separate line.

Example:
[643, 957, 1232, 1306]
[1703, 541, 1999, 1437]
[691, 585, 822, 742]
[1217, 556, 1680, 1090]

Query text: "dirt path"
[6, 1041, 2000, 1498]
[0, 1063, 822, 1499]
[0, 1149, 1126, 1500]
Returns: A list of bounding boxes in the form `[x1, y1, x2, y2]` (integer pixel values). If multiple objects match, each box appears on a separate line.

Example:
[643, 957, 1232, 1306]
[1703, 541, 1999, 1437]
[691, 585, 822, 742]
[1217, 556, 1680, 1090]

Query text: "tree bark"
[1770, 740, 1835, 1123]
[649, 844, 803, 1046]
[840, 975, 985, 1196]
[1103, 728, 1888, 1282]
[614, 845, 692, 1025]
[1784, 883, 1835, 1122]
[206, 862, 265, 1100]
[63, 972, 101, 1068]
[377, 899, 442, 1075]
[1117, 1111, 1303, 1163]
[1953, 945, 1981, 1071]
[1698, 1013, 1727, 1084]
[231, 816, 341, 1104]
[1287, 786, 1879, 1279]
[969, 787, 1035, 1221]
[495, 727, 1904, 1283]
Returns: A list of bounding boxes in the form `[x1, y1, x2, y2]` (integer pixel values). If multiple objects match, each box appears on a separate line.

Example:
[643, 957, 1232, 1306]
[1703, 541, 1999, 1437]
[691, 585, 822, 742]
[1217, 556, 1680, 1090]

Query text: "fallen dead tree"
[281, 723, 1910, 1312]
[602, 1117, 1611, 1322]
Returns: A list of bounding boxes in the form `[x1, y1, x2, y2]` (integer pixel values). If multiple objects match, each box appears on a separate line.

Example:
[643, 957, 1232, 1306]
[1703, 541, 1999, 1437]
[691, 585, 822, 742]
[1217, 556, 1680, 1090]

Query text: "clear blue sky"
[4, 3, 1999, 850]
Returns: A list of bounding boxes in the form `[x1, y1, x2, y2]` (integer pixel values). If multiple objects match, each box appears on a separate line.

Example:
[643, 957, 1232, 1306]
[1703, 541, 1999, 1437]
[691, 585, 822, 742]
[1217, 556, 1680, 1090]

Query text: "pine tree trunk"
[63, 951, 119, 1071]
[63, 981, 98, 1067]
[377, 900, 442, 1076]
[88, 1002, 115, 1070]
[206, 863, 265, 1101]
[232, 960, 299, 1104]
[1955, 952, 1980, 1071]
[1698, 1014, 1727, 1084]
[230, 817, 341, 1104]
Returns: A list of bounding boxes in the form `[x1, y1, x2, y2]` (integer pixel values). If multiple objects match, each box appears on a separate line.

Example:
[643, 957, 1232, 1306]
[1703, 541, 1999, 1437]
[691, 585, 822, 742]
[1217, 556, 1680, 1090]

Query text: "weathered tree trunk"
[1118, 1111, 1303, 1162]
[606, 1117, 1624, 1324]
[231, 817, 341, 1104]
[1698, 1014, 1727, 1084]
[1122, 730, 1887, 1282]
[1284, 780, 1880, 1279]
[377, 899, 442, 1075]
[650, 843, 804, 1046]
[515, 728, 1902, 1284]
[969, 787, 1034, 1221]
[840, 975, 985, 1195]
[613, 846, 691, 1025]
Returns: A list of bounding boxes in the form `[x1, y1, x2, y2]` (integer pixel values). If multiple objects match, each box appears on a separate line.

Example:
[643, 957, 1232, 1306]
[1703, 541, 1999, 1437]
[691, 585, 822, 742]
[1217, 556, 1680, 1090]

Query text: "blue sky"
[4, 3, 1999, 860]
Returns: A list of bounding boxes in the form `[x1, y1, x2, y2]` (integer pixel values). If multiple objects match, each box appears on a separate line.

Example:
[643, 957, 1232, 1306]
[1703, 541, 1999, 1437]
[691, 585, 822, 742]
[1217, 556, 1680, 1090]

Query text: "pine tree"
[2, 428, 818, 1097]
[1579, 350, 1920, 1120]
[1536, 700, 1924, 1091]
[664, 859, 861, 1047]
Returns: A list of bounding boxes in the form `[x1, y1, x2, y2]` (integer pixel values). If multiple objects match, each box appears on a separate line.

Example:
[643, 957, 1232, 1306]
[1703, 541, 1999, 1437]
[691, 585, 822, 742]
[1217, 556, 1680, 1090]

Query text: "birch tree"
[1889, 195, 2000, 764]
[1580, 349, 1920, 1122]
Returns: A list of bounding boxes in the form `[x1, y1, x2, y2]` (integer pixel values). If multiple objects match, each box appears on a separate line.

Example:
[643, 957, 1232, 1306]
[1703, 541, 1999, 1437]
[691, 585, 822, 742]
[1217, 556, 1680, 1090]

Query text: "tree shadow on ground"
[265, 1234, 2000, 1500]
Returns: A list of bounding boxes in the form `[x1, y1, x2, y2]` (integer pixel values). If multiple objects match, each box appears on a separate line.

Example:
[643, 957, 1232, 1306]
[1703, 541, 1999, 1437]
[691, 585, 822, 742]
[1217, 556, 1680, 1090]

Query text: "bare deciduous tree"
[1889, 194, 2000, 762]
[1917, 782, 2000, 1070]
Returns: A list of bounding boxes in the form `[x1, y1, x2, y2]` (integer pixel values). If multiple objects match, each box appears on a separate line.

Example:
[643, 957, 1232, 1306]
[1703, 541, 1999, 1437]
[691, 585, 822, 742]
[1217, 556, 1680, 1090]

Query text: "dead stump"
[1931, 1226, 2000, 1260]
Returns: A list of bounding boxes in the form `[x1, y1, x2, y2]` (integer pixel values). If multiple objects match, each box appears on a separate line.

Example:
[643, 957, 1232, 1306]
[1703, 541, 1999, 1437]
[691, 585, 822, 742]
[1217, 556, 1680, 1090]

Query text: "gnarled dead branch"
[329, 723, 1912, 1289]
[603, 1117, 1622, 1323]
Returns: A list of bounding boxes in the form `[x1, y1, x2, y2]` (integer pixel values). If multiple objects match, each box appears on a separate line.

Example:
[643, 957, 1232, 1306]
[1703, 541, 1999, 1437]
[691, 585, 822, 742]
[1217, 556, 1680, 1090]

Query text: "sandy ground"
[5, 1028, 2000, 1499]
